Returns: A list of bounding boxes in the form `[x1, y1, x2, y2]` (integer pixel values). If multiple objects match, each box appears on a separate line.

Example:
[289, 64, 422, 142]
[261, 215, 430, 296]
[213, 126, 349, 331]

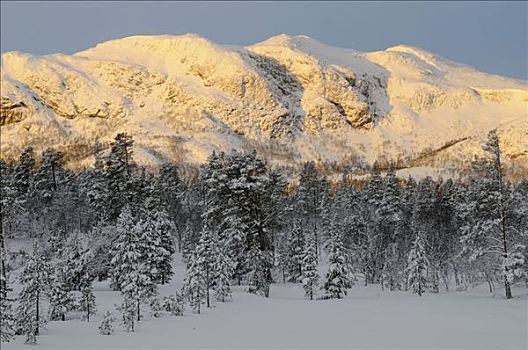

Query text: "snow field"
[4, 255, 527, 349]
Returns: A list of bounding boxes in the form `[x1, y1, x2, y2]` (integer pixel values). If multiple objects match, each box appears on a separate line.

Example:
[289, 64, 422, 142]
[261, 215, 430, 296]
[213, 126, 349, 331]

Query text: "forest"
[0, 129, 527, 344]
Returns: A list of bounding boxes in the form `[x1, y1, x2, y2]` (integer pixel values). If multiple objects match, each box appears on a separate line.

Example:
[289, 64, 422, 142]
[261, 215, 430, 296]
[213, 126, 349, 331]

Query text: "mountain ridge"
[1, 33, 527, 177]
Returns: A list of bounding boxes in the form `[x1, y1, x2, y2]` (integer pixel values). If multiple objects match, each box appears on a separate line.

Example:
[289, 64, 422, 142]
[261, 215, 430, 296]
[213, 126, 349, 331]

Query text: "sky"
[1, 1, 526, 80]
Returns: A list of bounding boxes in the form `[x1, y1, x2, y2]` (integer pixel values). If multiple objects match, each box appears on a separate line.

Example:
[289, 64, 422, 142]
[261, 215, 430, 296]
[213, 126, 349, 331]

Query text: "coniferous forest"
[0, 129, 527, 344]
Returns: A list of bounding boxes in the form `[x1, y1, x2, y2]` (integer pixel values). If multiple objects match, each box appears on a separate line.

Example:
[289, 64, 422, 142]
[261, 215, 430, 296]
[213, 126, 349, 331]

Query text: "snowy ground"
[4, 249, 527, 349]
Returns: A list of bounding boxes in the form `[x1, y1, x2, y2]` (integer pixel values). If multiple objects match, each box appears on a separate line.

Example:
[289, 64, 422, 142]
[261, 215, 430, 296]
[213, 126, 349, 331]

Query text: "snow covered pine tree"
[0, 263, 15, 342]
[16, 242, 50, 343]
[406, 234, 428, 296]
[99, 311, 115, 335]
[322, 223, 352, 299]
[302, 237, 319, 300]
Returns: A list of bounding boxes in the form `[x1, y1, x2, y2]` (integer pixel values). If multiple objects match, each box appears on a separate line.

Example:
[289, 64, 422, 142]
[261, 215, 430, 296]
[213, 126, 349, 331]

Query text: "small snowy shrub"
[99, 311, 115, 335]
[162, 294, 184, 316]
[150, 297, 163, 318]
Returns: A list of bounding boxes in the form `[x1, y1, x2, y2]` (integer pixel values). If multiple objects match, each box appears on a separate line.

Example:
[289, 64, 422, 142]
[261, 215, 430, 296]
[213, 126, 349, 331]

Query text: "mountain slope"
[1, 34, 527, 174]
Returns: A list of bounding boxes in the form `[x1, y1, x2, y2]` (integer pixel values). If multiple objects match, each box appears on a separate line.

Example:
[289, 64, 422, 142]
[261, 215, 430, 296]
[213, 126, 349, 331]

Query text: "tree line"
[1, 130, 526, 343]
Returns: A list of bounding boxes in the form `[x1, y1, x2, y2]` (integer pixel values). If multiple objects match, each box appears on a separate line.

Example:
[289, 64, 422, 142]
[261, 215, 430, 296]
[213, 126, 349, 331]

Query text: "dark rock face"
[1, 97, 28, 125]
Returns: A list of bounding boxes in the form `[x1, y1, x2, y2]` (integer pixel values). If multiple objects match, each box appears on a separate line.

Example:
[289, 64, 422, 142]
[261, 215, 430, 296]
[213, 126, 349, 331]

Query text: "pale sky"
[1, 1, 526, 79]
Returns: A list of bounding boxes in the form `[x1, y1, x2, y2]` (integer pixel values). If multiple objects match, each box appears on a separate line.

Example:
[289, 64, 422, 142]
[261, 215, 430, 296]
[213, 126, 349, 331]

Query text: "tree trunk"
[380, 264, 385, 291]
[432, 268, 439, 293]
[137, 299, 141, 321]
[178, 230, 182, 253]
[501, 204, 512, 299]
[496, 140, 512, 300]
[443, 270, 449, 291]
[87, 297, 90, 322]
[264, 267, 271, 298]
[36, 291, 40, 335]
[206, 266, 210, 308]
[453, 264, 460, 286]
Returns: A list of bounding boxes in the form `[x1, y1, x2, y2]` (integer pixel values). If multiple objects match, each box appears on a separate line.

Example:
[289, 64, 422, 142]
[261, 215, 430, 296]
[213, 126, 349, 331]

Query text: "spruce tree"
[80, 283, 97, 322]
[364, 161, 384, 284]
[377, 167, 402, 290]
[406, 234, 428, 296]
[61, 234, 94, 291]
[16, 295, 39, 344]
[13, 146, 35, 199]
[117, 295, 136, 332]
[200, 151, 248, 284]
[99, 311, 115, 335]
[140, 208, 175, 285]
[296, 161, 327, 260]
[88, 219, 114, 281]
[435, 179, 460, 291]
[122, 239, 156, 323]
[16, 242, 50, 343]
[0, 270, 15, 342]
[193, 226, 217, 308]
[382, 242, 403, 291]
[105, 132, 135, 220]
[48, 264, 75, 321]
[87, 142, 110, 222]
[199, 150, 285, 292]
[510, 180, 528, 285]
[301, 237, 319, 300]
[247, 240, 273, 298]
[162, 294, 184, 316]
[458, 130, 521, 299]
[156, 162, 183, 251]
[1, 160, 24, 240]
[34, 148, 64, 201]
[111, 207, 157, 322]
[109, 206, 136, 290]
[322, 223, 352, 299]
[182, 249, 206, 314]
[342, 186, 370, 287]
[413, 177, 440, 292]
[287, 221, 305, 283]
[213, 244, 234, 302]
[482, 130, 513, 299]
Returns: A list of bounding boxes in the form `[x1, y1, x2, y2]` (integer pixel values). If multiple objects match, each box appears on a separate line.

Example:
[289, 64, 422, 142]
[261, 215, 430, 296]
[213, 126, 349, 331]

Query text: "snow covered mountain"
[1, 34, 527, 175]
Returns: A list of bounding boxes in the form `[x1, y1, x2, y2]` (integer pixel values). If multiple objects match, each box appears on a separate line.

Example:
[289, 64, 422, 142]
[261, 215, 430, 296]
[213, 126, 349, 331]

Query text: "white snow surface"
[1, 34, 527, 174]
[3, 247, 527, 349]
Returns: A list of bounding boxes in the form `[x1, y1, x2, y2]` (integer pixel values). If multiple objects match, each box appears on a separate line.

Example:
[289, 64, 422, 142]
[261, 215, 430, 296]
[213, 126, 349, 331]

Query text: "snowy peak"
[383, 44, 527, 90]
[78, 33, 226, 58]
[76, 34, 250, 85]
[1, 34, 527, 175]
[385, 44, 453, 68]
[252, 34, 341, 52]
